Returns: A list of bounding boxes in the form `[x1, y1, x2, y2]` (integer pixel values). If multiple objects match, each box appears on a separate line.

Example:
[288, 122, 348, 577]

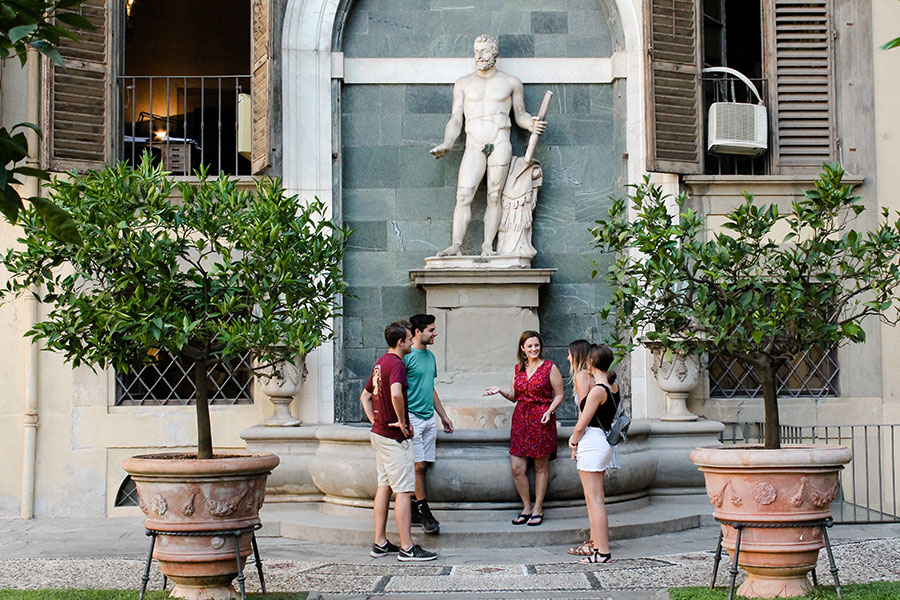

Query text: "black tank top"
[579, 383, 620, 430]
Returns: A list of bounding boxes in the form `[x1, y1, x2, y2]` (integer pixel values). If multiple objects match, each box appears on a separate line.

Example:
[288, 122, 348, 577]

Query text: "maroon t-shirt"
[364, 352, 410, 441]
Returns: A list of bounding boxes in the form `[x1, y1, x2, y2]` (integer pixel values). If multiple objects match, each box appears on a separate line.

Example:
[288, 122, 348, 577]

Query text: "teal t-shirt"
[404, 347, 437, 419]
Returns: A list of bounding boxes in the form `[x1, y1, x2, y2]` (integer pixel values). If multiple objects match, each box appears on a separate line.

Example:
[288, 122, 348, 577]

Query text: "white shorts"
[409, 413, 437, 463]
[576, 427, 614, 472]
[370, 432, 416, 493]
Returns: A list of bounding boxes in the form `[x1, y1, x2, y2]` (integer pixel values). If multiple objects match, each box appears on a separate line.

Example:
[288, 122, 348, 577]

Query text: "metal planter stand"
[710, 517, 842, 600]
[139, 523, 266, 600]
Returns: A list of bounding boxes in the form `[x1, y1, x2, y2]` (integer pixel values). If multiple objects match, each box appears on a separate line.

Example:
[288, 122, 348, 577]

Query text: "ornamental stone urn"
[260, 355, 306, 427]
[124, 452, 280, 600]
[690, 445, 852, 598]
[648, 342, 700, 421]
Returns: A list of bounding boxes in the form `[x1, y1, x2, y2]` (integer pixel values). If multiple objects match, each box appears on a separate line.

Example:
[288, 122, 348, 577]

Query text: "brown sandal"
[568, 540, 593, 556]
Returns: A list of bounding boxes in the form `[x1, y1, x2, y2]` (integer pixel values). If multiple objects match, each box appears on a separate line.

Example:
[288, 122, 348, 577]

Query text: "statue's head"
[473, 34, 499, 71]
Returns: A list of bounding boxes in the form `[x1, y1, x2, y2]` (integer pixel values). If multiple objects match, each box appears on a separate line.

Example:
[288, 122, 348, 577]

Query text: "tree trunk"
[760, 357, 781, 449]
[195, 358, 213, 459]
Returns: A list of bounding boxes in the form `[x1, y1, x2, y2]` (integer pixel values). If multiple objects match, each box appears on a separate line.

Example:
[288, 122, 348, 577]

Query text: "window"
[644, 0, 836, 175]
[114, 475, 139, 507]
[709, 343, 839, 399]
[701, 0, 767, 175]
[115, 349, 254, 406]
[43, 0, 272, 175]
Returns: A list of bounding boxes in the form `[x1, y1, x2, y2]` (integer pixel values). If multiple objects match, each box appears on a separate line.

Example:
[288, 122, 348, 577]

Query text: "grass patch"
[0, 592, 307, 600]
[670, 581, 900, 599]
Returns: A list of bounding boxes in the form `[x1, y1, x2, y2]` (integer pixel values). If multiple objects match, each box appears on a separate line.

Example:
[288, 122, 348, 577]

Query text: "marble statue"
[430, 34, 548, 258]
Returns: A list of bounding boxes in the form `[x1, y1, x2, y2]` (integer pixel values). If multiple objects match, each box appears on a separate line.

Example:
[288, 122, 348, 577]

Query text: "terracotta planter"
[690, 445, 852, 598]
[123, 452, 280, 600]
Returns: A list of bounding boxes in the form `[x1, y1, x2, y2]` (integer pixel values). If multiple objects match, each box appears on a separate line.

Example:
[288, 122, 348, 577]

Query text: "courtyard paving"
[0, 516, 898, 599]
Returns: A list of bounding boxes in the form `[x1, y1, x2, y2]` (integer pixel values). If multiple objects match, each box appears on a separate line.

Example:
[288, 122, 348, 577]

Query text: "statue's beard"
[476, 56, 496, 70]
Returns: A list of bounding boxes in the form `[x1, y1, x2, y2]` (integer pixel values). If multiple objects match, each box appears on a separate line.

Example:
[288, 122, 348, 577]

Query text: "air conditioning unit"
[707, 102, 768, 156]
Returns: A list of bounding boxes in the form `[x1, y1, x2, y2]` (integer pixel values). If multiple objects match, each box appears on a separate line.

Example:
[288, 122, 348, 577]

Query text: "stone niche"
[336, 0, 628, 423]
[410, 268, 555, 429]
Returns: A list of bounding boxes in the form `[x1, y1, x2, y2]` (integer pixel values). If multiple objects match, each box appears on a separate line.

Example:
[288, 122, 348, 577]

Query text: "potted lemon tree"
[592, 164, 900, 598]
[1, 156, 348, 599]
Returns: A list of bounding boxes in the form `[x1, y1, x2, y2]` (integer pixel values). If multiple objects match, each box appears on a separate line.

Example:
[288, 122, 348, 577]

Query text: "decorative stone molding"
[647, 343, 701, 421]
[260, 355, 307, 427]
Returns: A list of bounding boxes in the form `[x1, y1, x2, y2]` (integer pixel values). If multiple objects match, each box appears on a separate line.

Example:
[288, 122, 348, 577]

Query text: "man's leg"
[409, 414, 426, 525]
[482, 141, 512, 255]
[374, 485, 392, 546]
[414, 461, 428, 502]
[439, 147, 486, 256]
[415, 416, 439, 534]
[395, 491, 414, 550]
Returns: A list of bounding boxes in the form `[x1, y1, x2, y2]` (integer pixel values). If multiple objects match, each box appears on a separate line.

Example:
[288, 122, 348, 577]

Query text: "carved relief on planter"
[752, 482, 778, 505]
[706, 478, 743, 507]
[790, 476, 839, 509]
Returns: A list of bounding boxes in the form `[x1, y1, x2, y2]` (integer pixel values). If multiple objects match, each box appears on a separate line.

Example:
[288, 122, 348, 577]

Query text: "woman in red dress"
[484, 330, 564, 526]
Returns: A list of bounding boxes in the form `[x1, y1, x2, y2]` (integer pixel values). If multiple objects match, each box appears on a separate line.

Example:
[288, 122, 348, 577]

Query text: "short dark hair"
[384, 320, 412, 348]
[409, 314, 436, 335]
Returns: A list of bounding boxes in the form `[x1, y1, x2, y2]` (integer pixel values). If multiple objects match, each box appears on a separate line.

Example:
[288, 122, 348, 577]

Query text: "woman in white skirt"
[567, 344, 619, 564]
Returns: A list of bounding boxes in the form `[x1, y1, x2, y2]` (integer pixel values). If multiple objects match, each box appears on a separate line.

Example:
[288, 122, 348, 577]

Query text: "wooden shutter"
[42, 0, 111, 171]
[766, 0, 835, 170]
[644, 0, 703, 174]
[251, 0, 272, 174]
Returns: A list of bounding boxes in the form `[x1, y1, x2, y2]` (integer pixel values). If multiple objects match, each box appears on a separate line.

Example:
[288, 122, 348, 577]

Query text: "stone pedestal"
[409, 268, 554, 429]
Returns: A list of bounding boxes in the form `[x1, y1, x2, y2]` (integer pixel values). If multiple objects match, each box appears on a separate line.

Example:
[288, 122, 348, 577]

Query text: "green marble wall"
[337, 0, 626, 422]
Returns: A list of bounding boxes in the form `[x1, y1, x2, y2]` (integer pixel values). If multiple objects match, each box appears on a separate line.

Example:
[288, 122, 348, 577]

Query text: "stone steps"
[259, 495, 715, 548]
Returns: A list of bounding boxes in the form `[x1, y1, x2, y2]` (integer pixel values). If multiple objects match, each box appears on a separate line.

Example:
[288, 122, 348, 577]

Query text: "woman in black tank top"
[567, 344, 617, 564]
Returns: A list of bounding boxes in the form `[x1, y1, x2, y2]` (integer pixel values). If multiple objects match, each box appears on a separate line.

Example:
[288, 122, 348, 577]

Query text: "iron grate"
[115, 349, 254, 406]
[114, 475, 139, 507]
[709, 343, 839, 399]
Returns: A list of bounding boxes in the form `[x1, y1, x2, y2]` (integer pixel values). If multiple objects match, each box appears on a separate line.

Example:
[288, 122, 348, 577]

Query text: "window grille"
[709, 343, 838, 398]
[114, 475, 139, 507]
[115, 349, 254, 406]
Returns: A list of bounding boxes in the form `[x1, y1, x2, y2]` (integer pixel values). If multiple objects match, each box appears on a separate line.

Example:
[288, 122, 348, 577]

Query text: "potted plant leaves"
[1, 156, 349, 599]
[591, 163, 900, 598]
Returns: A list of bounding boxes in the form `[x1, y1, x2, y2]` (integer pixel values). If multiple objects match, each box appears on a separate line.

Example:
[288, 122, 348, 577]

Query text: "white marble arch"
[281, 0, 653, 424]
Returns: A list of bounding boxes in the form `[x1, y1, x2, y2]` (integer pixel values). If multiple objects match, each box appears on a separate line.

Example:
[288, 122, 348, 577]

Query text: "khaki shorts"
[370, 431, 416, 493]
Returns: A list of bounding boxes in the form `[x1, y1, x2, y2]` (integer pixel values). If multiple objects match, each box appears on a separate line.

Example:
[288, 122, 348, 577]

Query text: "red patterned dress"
[509, 360, 558, 458]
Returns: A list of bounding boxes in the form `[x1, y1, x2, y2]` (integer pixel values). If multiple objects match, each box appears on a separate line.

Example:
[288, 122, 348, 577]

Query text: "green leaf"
[14, 166, 51, 181]
[1, 185, 24, 223]
[882, 37, 900, 50]
[29, 196, 82, 244]
[9, 24, 38, 44]
[29, 40, 63, 65]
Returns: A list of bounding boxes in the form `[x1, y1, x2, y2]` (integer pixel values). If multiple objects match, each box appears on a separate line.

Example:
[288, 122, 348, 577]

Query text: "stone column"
[410, 268, 554, 429]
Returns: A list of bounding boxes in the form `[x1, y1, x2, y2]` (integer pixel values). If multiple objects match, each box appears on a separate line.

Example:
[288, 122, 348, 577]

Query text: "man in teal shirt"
[405, 314, 454, 534]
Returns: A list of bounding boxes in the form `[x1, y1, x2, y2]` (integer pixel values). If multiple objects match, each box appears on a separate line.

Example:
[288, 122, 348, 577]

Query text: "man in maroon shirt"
[360, 321, 437, 562]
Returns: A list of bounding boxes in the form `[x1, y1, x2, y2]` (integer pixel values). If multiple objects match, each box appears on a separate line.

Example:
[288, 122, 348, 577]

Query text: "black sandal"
[526, 514, 543, 526]
[579, 549, 612, 564]
[511, 513, 529, 525]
